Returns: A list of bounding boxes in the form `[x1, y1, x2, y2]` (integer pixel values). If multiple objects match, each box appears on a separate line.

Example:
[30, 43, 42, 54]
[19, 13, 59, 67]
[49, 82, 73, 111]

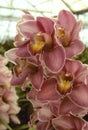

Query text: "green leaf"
[13, 124, 29, 130]
[0, 118, 13, 130]
[28, 125, 36, 130]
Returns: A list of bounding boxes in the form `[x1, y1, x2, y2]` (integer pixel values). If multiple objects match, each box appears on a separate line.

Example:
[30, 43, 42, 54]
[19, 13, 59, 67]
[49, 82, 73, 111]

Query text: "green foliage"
[0, 39, 14, 55]
[75, 46, 88, 64]
[9, 85, 33, 130]
[0, 39, 15, 70]
[0, 118, 13, 130]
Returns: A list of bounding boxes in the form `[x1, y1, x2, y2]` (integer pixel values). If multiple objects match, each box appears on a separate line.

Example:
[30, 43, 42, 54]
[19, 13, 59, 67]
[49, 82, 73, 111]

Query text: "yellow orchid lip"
[58, 80, 72, 94]
[56, 27, 65, 38]
[0, 83, 11, 89]
[15, 59, 26, 75]
[56, 27, 70, 47]
[30, 34, 45, 54]
[31, 40, 45, 53]
[30, 33, 53, 54]
[57, 73, 73, 94]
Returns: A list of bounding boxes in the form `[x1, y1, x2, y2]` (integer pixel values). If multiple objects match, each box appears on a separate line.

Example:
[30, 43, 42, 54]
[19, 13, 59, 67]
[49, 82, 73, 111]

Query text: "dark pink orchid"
[55, 10, 84, 58]
[36, 121, 53, 130]
[27, 80, 60, 129]
[27, 87, 54, 128]
[5, 45, 44, 90]
[52, 114, 88, 130]
[10, 57, 44, 90]
[36, 59, 88, 109]
[17, 11, 54, 38]
[27, 87, 61, 130]
[36, 78, 60, 102]
[27, 86, 88, 130]
[16, 11, 66, 73]
[56, 59, 88, 108]
[59, 96, 88, 116]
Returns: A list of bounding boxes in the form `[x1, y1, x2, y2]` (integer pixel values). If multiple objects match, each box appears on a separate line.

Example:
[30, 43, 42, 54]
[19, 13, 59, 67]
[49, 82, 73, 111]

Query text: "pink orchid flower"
[36, 78, 61, 102]
[36, 114, 88, 130]
[36, 121, 53, 130]
[0, 66, 12, 86]
[10, 57, 44, 90]
[0, 55, 8, 66]
[56, 59, 88, 108]
[27, 85, 88, 130]
[27, 87, 53, 128]
[0, 55, 12, 86]
[0, 55, 20, 130]
[59, 96, 88, 116]
[36, 59, 88, 109]
[15, 11, 66, 73]
[0, 87, 20, 130]
[5, 45, 44, 90]
[55, 10, 84, 58]
[28, 86, 88, 130]
[52, 114, 88, 130]
[27, 87, 61, 130]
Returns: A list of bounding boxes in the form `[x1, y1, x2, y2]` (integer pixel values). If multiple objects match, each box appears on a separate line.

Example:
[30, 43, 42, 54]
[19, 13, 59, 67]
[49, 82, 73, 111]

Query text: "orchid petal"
[69, 84, 88, 108]
[29, 66, 44, 90]
[49, 100, 61, 116]
[72, 116, 85, 130]
[52, 115, 75, 130]
[37, 78, 59, 101]
[10, 115, 20, 124]
[17, 21, 40, 37]
[0, 101, 10, 112]
[14, 39, 30, 47]
[16, 45, 30, 57]
[58, 10, 76, 31]
[71, 21, 82, 40]
[38, 104, 53, 122]
[52, 115, 85, 130]
[37, 121, 52, 130]
[37, 17, 54, 34]
[43, 45, 65, 73]
[27, 88, 37, 100]
[0, 55, 8, 66]
[22, 10, 34, 21]
[65, 40, 84, 58]
[84, 124, 88, 130]
[11, 67, 29, 86]
[5, 48, 18, 64]
[27, 88, 46, 109]
[59, 97, 87, 115]
[65, 59, 83, 76]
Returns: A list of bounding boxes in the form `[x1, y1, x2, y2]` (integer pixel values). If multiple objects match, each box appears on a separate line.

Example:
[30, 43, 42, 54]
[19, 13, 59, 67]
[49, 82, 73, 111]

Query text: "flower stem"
[0, 118, 13, 130]
[13, 124, 29, 130]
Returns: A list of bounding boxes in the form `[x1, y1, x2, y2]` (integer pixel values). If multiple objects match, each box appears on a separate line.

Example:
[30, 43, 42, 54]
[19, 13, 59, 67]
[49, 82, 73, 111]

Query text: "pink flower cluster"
[6, 10, 88, 130]
[0, 55, 20, 130]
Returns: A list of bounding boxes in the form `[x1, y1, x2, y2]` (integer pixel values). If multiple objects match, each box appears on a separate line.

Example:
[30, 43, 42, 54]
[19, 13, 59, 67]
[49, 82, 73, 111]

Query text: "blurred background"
[0, 0, 88, 45]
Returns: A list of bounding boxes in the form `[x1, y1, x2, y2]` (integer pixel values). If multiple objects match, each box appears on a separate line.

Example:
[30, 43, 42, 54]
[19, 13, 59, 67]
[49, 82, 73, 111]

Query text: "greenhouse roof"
[0, 0, 88, 45]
